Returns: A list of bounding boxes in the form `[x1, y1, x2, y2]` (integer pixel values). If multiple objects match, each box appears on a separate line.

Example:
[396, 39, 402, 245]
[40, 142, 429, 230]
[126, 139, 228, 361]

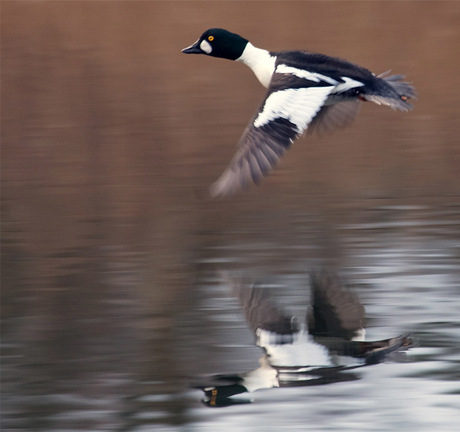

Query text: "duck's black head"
[182, 28, 249, 60]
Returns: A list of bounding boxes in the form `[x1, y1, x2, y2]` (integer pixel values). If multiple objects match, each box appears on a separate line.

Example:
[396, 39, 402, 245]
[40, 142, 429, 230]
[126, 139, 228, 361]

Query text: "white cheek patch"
[254, 86, 333, 133]
[200, 39, 212, 54]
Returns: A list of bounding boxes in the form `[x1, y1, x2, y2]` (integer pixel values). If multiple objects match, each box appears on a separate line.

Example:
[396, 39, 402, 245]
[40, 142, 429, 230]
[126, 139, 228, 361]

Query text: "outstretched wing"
[308, 271, 365, 341]
[210, 83, 335, 197]
[307, 101, 361, 136]
[230, 277, 298, 337]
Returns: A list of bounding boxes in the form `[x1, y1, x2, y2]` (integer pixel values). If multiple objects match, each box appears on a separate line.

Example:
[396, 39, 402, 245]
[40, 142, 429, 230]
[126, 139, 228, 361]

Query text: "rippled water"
[3, 203, 459, 431]
[183, 204, 460, 431]
[2, 2, 460, 432]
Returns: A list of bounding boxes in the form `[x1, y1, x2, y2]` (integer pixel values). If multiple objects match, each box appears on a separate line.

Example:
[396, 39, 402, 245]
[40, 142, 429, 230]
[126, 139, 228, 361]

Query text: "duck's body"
[183, 29, 416, 197]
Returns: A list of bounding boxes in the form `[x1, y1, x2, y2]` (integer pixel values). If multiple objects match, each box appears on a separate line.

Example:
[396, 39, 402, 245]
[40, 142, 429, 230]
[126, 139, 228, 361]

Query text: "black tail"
[363, 71, 417, 111]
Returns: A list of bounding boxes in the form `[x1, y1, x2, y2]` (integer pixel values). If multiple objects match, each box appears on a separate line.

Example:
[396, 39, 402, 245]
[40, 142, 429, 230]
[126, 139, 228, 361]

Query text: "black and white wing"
[210, 79, 335, 197]
[308, 271, 365, 341]
[230, 276, 298, 338]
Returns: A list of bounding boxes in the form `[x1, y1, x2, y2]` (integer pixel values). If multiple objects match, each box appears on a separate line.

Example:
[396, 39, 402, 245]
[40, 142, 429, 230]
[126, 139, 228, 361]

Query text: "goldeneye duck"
[195, 271, 413, 406]
[182, 28, 416, 197]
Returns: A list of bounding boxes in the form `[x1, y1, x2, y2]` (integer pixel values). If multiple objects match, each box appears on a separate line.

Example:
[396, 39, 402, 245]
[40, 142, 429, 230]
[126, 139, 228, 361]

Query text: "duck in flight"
[182, 28, 416, 197]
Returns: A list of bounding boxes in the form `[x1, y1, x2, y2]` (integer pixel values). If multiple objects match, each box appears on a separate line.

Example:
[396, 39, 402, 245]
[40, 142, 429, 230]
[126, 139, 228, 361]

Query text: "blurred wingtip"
[209, 170, 252, 199]
[209, 171, 238, 199]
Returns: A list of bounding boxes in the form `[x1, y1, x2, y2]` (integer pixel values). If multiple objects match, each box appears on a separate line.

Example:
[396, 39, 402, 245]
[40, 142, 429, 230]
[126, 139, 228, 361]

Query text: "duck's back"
[272, 50, 376, 83]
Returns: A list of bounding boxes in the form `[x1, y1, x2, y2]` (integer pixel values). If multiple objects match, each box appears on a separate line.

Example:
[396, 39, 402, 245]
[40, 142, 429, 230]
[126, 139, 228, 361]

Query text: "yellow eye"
[208, 36, 214, 42]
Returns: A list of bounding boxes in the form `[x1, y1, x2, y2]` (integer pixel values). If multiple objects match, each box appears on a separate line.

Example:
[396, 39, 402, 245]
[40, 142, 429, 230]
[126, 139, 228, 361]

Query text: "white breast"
[256, 329, 332, 367]
[237, 43, 276, 88]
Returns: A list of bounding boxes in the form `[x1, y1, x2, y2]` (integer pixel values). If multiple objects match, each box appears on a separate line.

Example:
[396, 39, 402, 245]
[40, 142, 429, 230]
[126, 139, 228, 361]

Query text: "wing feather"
[210, 85, 334, 197]
[308, 271, 365, 341]
[308, 101, 361, 136]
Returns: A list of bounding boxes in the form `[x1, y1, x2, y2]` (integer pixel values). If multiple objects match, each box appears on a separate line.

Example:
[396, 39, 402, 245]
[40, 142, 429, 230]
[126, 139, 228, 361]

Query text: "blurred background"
[2, 1, 460, 431]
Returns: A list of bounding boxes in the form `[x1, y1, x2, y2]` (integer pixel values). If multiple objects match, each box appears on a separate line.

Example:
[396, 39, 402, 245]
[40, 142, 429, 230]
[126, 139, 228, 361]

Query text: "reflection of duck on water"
[197, 271, 413, 407]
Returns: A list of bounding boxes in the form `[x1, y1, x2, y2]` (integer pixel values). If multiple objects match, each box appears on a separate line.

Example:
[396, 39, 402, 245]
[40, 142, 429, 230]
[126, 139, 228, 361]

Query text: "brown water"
[2, 2, 460, 431]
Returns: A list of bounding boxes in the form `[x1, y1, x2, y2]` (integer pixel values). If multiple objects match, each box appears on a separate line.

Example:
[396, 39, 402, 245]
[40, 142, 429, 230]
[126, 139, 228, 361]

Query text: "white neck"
[236, 42, 276, 88]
